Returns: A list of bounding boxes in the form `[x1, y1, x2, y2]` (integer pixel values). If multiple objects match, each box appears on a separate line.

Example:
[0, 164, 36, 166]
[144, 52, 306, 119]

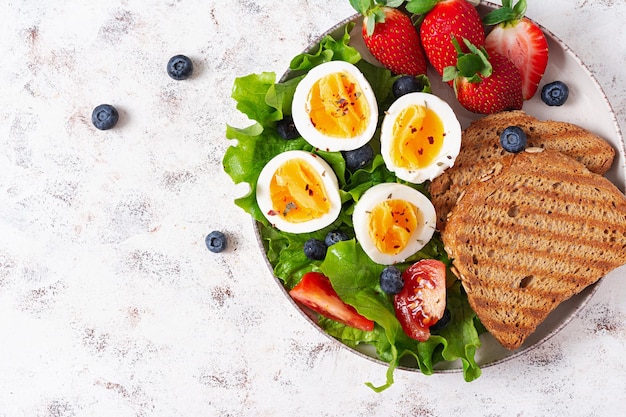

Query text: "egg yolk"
[391, 105, 444, 169]
[306, 71, 370, 139]
[368, 199, 421, 255]
[269, 158, 331, 223]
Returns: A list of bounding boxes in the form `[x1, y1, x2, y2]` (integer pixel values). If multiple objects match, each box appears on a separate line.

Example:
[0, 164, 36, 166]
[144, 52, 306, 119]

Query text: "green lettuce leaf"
[290, 22, 360, 72]
[417, 281, 482, 381]
[319, 317, 381, 348]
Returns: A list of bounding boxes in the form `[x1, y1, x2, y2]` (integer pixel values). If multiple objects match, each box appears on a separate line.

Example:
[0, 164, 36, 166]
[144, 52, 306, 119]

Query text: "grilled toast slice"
[441, 148, 626, 350]
[430, 110, 616, 230]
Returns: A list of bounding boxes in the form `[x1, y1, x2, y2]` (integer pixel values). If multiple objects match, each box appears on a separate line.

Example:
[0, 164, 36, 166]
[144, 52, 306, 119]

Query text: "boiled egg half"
[380, 92, 461, 184]
[256, 150, 341, 233]
[353, 182, 436, 265]
[291, 61, 378, 152]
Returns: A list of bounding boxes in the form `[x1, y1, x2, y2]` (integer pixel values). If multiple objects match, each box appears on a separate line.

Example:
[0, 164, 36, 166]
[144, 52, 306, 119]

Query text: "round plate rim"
[255, 0, 626, 374]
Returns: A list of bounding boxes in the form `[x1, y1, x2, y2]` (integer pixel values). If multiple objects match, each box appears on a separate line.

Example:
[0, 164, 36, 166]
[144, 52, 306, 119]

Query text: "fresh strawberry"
[411, 0, 485, 75]
[483, 0, 549, 100]
[443, 38, 523, 114]
[289, 272, 375, 332]
[350, 1, 428, 76]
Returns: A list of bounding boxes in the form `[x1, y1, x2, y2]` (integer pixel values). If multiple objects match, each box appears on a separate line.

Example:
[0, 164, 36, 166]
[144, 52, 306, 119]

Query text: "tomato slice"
[394, 259, 447, 341]
[289, 272, 375, 332]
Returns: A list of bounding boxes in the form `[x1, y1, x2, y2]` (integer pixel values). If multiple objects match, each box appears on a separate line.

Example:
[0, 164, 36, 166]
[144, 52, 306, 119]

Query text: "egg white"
[352, 182, 436, 265]
[291, 61, 378, 152]
[380, 92, 461, 184]
[256, 150, 341, 234]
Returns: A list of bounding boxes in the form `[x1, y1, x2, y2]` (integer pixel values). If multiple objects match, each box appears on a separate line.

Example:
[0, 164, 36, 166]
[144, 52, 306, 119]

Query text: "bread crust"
[441, 148, 626, 350]
[430, 110, 616, 231]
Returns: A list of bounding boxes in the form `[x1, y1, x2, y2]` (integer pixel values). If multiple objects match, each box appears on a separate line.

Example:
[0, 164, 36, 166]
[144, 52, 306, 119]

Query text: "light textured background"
[1, 1, 625, 416]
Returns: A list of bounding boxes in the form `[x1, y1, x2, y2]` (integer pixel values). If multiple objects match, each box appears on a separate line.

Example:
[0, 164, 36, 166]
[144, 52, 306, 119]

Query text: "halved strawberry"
[289, 272, 375, 332]
[350, 2, 428, 76]
[483, 0, 549, 100]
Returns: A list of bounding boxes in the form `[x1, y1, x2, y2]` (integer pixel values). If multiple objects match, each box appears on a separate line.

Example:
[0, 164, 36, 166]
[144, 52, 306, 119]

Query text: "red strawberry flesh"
[485, 17, 548, 100]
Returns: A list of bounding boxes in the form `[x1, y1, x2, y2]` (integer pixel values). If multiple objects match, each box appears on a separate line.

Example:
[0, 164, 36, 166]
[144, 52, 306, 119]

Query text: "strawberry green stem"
[442, 37, 492, 84]
[349, 0, 406, 35]
[404, 0, 440, 15]
[483, 0, 527, 26]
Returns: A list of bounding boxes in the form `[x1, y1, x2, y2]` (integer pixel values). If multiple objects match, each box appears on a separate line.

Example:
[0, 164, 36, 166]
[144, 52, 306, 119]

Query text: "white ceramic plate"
[257, 1, 626, 373]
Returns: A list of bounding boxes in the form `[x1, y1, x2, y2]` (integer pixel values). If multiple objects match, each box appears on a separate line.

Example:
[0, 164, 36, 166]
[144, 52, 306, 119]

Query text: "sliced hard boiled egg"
[291, 61, 378, 152]
[256, 150, 341, 233]
[380, 92, 461, 184]
[353, 183, 436, 265]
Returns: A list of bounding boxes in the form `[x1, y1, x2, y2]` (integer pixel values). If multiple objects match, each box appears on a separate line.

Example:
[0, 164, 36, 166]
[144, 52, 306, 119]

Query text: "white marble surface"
[1, 0, 626, 416]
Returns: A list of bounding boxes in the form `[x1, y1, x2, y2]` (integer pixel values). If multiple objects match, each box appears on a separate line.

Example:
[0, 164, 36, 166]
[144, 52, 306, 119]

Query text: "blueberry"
[303, 238, 326, 260]
[380, 266, 404, 294]
[91, 104, 119, 130]
[499, 126, 527, 153]
[167, 55, 193, 80]
[324, 230, 348, 247]
[342, 144, 374, 171]
[392, 75, 424, 98]
[541, 81, 569, 106]
[430, 308, 451, 333]
[276, 115, 300, 140]
[205, 230, 227, 253]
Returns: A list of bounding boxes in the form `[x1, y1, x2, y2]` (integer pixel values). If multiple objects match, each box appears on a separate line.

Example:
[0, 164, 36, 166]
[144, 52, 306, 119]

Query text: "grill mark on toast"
[455, 202, 626, 248]
[442, 148, 626, 350]
[454, 234, 624, 281]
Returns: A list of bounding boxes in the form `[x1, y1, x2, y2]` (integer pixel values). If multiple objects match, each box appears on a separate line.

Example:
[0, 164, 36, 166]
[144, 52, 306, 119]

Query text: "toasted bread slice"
[430, 110, 616, 230]
[441, 148, 626, 350]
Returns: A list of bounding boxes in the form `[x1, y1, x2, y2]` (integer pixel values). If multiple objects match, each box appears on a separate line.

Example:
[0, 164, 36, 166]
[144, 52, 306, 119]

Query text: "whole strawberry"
[350, 1, 428, 76]
[409, 0, 485, 75]
[443, 38, 523, 114]
[483, 0, 549, 100]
